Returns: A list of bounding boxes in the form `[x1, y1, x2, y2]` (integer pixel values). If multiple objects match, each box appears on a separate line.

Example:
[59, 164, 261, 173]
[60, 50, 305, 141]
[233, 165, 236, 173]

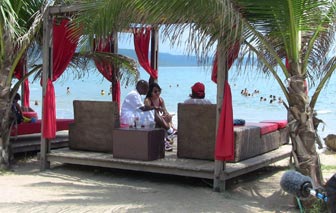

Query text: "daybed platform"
[42, 101, 291, 191]
[10, 119, 74, 136]
[10, 119, 73, 154]
[11, 131, 69, 154]
[47, 144, 291, 182]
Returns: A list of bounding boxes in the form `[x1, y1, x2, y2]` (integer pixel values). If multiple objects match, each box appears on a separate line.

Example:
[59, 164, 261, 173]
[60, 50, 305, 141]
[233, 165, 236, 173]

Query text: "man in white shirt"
[121, 80, 152, 126]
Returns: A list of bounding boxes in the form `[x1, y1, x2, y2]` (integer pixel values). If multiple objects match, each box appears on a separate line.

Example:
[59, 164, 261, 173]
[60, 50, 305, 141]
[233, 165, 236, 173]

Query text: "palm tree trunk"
[0, 31, 15, 169]
[287, 75, 324, 188]
[0, 67, 12, 170]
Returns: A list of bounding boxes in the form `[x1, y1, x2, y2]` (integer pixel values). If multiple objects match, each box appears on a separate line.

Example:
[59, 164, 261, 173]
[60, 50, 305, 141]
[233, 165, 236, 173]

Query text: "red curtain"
[43, 19, 79, 139]
[14, 56, 30, 108]
[211, 41, 240, 83]
[23, 80, 30, 107]
[93, 36, 121, 109]
[133, 27, 158, 79]
[212, 41, 240, 161]
[94, 37, 114, 80]
[215, 81, 234, 161]
[43, 80, 56, 136]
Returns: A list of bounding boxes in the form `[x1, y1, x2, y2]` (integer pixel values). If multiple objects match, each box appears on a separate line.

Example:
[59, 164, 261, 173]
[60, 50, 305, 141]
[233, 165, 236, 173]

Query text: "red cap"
[191, 82, 205, 98]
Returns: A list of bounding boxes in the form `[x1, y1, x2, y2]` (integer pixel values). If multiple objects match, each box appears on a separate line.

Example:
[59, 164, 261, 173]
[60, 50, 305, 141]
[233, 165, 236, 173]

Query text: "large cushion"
[69, 100, 120, 153]
[177, 103, 216, 160]
[260, 120, 289, 145]
[177, 103, 281, 162]
[246, 122, 278, 135]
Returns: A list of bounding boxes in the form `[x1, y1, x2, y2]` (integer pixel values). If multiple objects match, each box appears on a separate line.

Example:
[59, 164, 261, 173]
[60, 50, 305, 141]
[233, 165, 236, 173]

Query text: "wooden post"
[111, 31, 119, 103]
[213, 39, 227, 192]
[40, 8, 52, 170]
[20, 69, 25, 108]
[20, 56, 27, 108]
[149, 25, 158, 84]
[39, 5, 92, 170]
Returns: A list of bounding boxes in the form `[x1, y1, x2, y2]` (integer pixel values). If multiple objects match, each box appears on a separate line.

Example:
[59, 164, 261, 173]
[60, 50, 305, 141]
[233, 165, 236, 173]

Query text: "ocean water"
[24, 65, 336, 138]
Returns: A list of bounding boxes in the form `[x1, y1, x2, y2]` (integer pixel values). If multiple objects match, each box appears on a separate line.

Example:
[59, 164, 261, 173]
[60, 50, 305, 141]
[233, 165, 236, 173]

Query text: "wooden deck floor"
[11, 131, 292, 185]
[47, 144, 292, 181]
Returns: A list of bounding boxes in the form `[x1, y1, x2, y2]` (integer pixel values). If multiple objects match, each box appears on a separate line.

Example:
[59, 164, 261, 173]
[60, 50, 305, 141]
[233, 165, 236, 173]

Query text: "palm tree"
[231, 0, 336, 190]
[220, 0, 336, 190]
[78, 0, 336, 190]
[0, 0, 50, 169]
[0, 0, 139, 169]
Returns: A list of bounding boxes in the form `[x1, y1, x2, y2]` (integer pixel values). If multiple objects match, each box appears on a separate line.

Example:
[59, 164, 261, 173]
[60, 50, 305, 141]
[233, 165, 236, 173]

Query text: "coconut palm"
[0, 0, 50, 169]
[230, 0, 336, 189]
[77, 0, 336, 189]
[0, 0, 139, 169]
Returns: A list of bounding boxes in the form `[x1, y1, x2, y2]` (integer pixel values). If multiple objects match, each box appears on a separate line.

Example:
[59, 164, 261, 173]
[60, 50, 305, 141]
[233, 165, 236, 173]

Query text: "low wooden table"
[113, 128, 165, 161]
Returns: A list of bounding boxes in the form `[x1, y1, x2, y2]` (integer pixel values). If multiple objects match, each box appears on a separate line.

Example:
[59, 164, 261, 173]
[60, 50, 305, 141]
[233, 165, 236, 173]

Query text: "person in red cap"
[184, 82, 212, 104]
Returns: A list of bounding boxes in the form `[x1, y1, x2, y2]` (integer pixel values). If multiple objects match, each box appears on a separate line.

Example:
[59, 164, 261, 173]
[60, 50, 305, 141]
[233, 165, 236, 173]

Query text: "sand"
[0, 149, 334, 213]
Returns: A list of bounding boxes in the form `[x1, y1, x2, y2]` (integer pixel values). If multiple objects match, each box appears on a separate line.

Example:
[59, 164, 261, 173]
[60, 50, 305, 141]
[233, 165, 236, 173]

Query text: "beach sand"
[0, 149, 334, 213]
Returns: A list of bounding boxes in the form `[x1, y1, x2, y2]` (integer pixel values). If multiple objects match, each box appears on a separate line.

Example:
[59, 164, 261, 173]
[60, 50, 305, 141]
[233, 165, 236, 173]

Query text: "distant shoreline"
[119, 48, 213, 67]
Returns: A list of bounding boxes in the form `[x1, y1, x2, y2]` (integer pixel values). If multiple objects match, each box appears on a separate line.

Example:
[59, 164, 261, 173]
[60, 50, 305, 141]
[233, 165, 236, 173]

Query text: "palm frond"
[310, 55, 336, 109]
[76, 51, 139, 86]
[30, 50, 139, 87]
[229, 0, 336, 103]
[131, 0, 242, 61]
[75, 0, 242, 63]
[303, 2, 336, 87]
[6, 0, 49, 85]
[0, 0, 21, 40]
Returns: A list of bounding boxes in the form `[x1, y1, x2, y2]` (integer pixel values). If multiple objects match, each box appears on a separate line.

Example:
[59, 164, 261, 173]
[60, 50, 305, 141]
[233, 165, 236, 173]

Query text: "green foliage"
[0, 0, 48, 86]
[302, 163, 336, 213]
[321, 165, 336, 171]
[78, 0, 336, 108]
[308, 199, 328, 213]
[0, 169, 12, 175]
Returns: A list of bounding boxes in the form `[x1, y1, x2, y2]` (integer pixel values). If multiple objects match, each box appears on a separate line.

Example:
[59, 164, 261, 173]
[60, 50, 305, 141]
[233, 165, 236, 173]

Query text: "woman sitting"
[11, 93, 35, 124]
[144, 83, 176, 151]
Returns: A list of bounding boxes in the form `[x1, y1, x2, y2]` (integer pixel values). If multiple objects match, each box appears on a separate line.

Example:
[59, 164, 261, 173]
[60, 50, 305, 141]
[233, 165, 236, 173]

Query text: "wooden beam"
[150, 26, 159, 84]
[111, 31, 119, 103]
[48, 5, 86, 15]
[40, 8, 52, 170]
[213, 39, 227, 192]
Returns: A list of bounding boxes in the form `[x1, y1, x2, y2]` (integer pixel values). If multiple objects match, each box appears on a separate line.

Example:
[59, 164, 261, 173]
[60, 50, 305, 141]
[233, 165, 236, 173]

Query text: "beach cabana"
[40, 4, 291, 191]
